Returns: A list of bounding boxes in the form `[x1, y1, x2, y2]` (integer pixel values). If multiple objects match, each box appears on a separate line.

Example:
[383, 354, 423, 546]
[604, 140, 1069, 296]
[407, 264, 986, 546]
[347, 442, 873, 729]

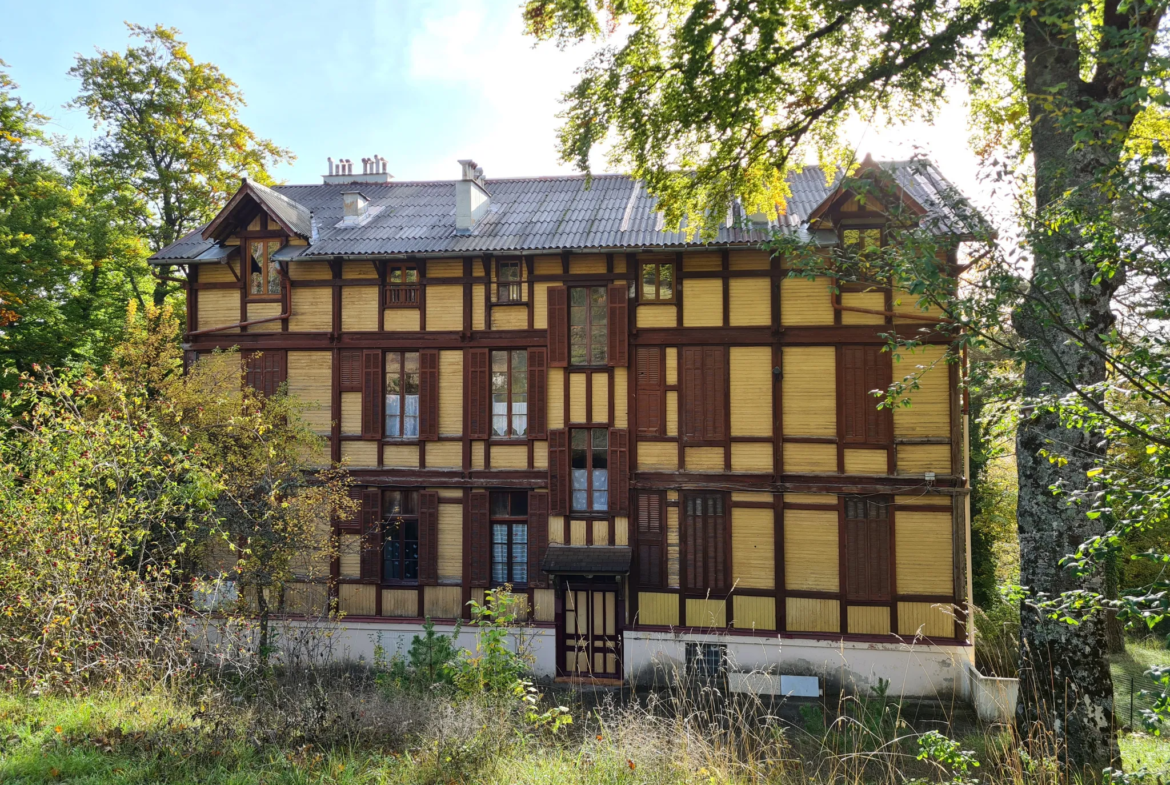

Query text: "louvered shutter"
[710, 493, 727, 592]
[547, 286, 568, 367]
[635, 347, 663, 435]
[864, 346, 891, 444]
[681, 347, 703, 442]
[683, 495, 698, 590]
[681, 347, 725, 443]
[338, 485, 364, 531]
[418, 491, 439, 584]
[845, 497, 891, 601]
[468, 348, 490, 440]
[527, 491, 549, 588]
[683, 493, 727, 592]
[606, 284, 628, 367]
[419, 349, 439, 440]
[607, 428, 629, 514]
[361, 350, 383, 440]
[548, 429, 569, 515]
[842, 346, 889, 445]
[359, 489, 382, 582]
[527, 347, 548, 439]
[339, 350, 362, 391]
[637, 493, 663, 588]
[469, 490, 490, 588]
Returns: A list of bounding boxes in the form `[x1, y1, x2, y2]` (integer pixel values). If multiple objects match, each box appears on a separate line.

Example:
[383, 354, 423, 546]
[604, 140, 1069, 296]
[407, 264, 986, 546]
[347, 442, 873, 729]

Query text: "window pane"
[570, 288, 586, 307]
[404, 558, 418, 581]
[512, 394, 527, 437]
[510, 492, 528, 517]
[405, 267, 418, 283]
[590, 326, 607, 365]
[572, 489, 589, 511]
[386, 392, 402, 437]
[513, 561, 527, 584]
[659, 264, 674, 299]
[492, 394, 508, 437]
[405, 352, 419, 376]
[492, 350, 508, 377]
[250, 242, 263, 294]
[386, 353, 402, 385]
[592, 489, 608, 512]
[493, 523, 508, 543]
[590, 286, 607, 315]
[390, 267, 403, 283]
[592, 428, 609, 453]
[267, 242, 282, 294]
[491, 493, 510, 517]
[570, 326, 587, 365]
[511, 351, 526, 392]
[404, 395, 419, 437]
[513, 523, 527, 544]
[642, 264, 657, 299]
[500, 262, 520, 281]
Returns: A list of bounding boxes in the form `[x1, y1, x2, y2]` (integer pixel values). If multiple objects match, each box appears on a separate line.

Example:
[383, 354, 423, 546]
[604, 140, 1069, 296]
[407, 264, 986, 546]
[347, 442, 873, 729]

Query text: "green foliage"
[377, 618, 463, 692]
[913, 730, 981, 785]
[452, 586, 533, 696]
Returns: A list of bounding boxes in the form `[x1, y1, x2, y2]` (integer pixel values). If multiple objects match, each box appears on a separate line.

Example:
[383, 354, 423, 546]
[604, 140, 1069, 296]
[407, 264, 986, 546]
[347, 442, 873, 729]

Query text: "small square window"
[497, 261, 523, 303]
[639, 261, 675, 303]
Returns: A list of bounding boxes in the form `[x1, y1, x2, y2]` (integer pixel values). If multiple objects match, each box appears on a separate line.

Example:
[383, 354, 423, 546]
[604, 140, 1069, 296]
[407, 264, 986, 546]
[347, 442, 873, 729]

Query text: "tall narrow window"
[570, 428, 608, 512]
[844, 496, 891, 601]
[382, 490, 419, 582]
[490, 491, 529, 585]
[385, 351, 420, 438]
[491, 349, 528, 437]
[248, 239, 283, 296]
[569, 286, 608, 366]
[682, 493, 727, 591]
[639, 261, 675, 302]
[384, 264, 419, 307]
[497, 261, 522, 303]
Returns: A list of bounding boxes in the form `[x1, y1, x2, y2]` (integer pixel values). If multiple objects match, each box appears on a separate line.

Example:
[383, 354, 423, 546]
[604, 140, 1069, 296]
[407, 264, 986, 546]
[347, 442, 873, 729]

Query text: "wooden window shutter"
[682, 493, 727, 592]
[468, 348, 490, 440]
[244, 351, 286, 398]
[338, 485, 363, 531]
[418, 491, 439, 584]
[637, 492, 664, 588]
[606, 284, 628, 367]
[339, 350, 362, 392]
[547, 286, 569, 367]
[419, 349, 439, 440]
[359, 489, 382, 582]
[635, 346, 663, 435]
[527, 347, 548, 439]
[607, 428, 629, 514]
[361, 350, 382, 440]
[864, 346, 891, 444]
[548, 429, 569, 515]
[681, 347, 703, 442]
[842, 346, 889, 445]
[844, 497, 891, 601]
[469, 490, 491, 588]
[681, 347, 725, 443]
[709, 493, 727, 592]
[527, 491, 550, 588]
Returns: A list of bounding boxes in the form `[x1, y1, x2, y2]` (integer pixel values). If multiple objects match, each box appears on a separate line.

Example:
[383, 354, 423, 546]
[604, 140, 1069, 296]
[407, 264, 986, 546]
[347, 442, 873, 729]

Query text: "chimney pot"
[327, 156, 334, 176]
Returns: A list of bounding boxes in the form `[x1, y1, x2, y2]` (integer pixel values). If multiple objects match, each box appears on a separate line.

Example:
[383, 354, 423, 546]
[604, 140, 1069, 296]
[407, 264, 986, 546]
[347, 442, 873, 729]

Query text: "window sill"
[245, 295, 283, 303]
[488, 437, 529, 444]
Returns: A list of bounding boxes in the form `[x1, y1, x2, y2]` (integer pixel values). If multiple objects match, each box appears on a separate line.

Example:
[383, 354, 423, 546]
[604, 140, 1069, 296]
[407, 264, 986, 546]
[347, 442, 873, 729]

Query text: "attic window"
[841, 227, 882, 255]
[384, 265, 419, 307]
[248, 240, 283, 297]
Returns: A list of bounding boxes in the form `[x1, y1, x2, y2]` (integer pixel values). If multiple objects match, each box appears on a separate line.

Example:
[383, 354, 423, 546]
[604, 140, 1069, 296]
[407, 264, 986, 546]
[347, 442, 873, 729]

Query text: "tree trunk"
[1014, 18, 1122, 776]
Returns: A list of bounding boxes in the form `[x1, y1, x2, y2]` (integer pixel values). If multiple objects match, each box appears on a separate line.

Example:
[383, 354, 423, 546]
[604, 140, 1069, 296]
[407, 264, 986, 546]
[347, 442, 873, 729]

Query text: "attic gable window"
[841, 227, 882, 255]
[248, 240, 283, 297]
[384, 265, 419, 307]
[639, 261, 675, 302]
[497, 260, 523, 303]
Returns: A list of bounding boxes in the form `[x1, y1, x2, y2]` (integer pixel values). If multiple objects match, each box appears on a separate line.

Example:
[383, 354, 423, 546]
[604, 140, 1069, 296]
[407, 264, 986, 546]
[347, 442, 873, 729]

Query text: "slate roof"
[541, 545, 632, 575]
[151, 160, 973, 263]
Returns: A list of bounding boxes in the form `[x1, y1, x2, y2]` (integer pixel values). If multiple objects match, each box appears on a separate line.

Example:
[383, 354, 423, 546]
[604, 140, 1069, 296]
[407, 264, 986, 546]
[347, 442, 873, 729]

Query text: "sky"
[0, 0, 988, 210]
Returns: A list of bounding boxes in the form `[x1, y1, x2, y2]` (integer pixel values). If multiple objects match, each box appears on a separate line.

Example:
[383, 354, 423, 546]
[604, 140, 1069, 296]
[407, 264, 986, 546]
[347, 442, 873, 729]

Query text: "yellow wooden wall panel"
[198, 290, 240, 332]
[784, 509, 839, 592]
[685, 446, 725, 471]
[897, 444, 952, 475]
[426, 285, 463, 331]
[286, 351, 332, 433]
[729, 278, 772, 326]
[733, 596, 776, 631]
[592, 520, 608, 545]
[341, 441, 378, 468]
[665, 391, 679, 435]
[683, 251, 722, 271]
[784, 493, 837, 506]
[895, 495, 952, 508]
[549, 515, 565, 544]
[437, 350, 463, 436]
[384, 444, 419, 468]
[638, 592, 680, 626]
[384, 308, 421, 331]
[472, 284, 485, 329]
[896, 511, 953, 595]
[783, 443, 837, 473]
[548, 368, 564, 429]
[533, 441, 548, 470]
[687, 598, 727, 627]
[339, 584, 376, 616]
[898, 602, 956, 638]
[342, 261, 377, 278]
[637, 304, 676, 328]
[284, 583, 328, 616]
[786, 597, 840, 633]
[341, 287, 378, 331]
[340, 391, 362, 436]
[339, 534, 361, 578]
[732, 507, 774, 589]
[247, 302, 283, 332]
[731, 442, 773, 473]
[427, 259, 463, 277]
[848, 605, 891, 635]
[535, 256, 561, 275]
[729, 250, 772, 270]
[491, 445, 528, 469]
[199, 262, 238, 283]
[665, 347, 678, 385]
[299, 438, 332, 470]
[569, 254, 607, 274]
[287, 260, 330, 280]
[570, 520, 587, 545]
[289, 287, 332, 331]
[893, 345, 951, 438]
[844, 448, 888, 475]
[533, 588, 556, 622]
[683, 278, 723, 327]
[667, 506, 680, 588]
[534, 281, 552, 328]
[381, 589, 417, 617]
[471, 441, 485, 470]
[892, 289, 946, 322]
[424, 586, 463, 619]
[840, 291, 886, 325]
[491, 305, 528, 330]
[591, 372, 609, 423]
[638, 442, 679, 471]
[569, 373, 587, 423]
[614, 516, 629, 545]
[782, 347, 836, 436]
[730, 346, 772, 436]
[438, 503, 463, 582]
[780, 276, 835, 325]
[613, 367, 628, 428]
[426, 442, 462, 469]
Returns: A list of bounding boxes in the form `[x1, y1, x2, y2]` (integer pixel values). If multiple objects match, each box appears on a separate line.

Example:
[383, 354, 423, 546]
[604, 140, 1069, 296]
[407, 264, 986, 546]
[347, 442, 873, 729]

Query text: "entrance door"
[562, 582, 621, 678]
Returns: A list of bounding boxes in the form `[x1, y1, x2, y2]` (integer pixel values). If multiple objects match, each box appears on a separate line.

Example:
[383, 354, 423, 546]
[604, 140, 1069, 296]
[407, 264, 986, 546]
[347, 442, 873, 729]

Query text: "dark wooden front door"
[561, 581, 622, 678]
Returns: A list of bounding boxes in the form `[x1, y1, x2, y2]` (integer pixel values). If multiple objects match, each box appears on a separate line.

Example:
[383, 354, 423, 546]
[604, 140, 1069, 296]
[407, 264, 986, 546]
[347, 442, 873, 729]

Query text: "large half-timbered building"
[152, 155, 973, 693]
